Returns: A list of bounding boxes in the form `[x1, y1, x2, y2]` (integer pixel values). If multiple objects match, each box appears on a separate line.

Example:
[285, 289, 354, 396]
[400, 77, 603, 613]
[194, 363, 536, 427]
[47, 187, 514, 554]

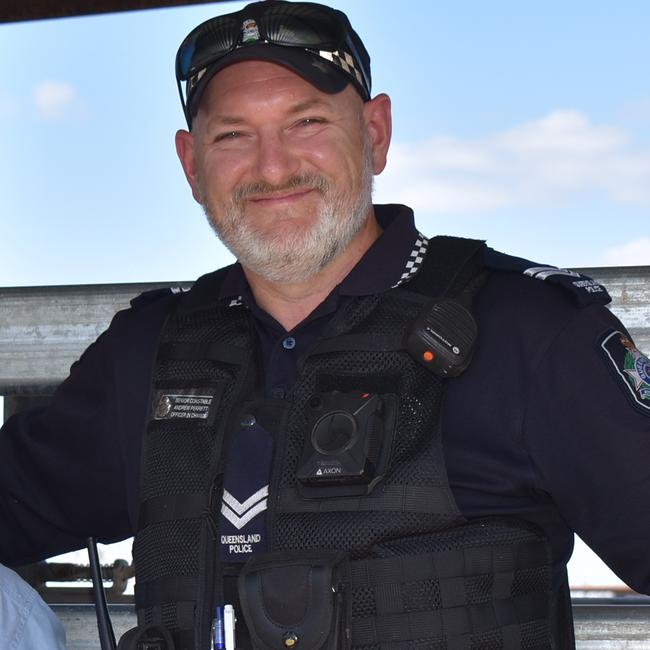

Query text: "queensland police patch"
[601, 330, 650, 415]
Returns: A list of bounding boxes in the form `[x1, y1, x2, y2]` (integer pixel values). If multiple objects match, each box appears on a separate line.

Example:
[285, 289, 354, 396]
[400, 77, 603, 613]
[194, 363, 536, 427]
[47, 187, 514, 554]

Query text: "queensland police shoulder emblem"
[601, 330, 650, 415]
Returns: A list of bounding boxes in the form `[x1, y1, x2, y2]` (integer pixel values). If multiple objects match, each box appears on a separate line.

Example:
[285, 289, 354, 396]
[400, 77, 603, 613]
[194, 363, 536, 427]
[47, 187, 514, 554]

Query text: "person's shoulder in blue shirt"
[0, 563, 67, 650]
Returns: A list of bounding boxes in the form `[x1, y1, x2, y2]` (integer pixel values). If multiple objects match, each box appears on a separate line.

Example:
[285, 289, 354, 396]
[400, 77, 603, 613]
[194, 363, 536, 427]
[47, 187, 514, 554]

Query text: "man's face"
[176, 60, 390, 284]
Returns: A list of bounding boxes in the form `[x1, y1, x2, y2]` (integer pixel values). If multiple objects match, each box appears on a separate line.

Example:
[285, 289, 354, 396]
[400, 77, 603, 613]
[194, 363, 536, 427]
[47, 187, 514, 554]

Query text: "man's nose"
[253, 132, 301, 186]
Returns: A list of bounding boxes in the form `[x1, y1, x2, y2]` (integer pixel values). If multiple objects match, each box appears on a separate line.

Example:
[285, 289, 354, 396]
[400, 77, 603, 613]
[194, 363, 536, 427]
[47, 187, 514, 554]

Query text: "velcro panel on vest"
[278, 484, 457, 514]
[158, 340, 249, 365]
[138, 493, 208, 528]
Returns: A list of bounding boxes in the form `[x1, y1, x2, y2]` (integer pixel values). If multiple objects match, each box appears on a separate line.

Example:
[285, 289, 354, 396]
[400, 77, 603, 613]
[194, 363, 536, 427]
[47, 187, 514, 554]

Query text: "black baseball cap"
[175, 1, 372, 128]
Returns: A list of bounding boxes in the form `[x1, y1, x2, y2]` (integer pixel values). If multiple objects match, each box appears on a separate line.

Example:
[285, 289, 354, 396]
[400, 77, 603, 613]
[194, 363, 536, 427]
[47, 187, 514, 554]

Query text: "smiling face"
[175, 60, 391, 284]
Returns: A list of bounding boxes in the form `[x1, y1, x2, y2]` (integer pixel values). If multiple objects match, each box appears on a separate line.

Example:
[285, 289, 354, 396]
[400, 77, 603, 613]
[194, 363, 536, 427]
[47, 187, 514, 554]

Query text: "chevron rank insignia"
[219, 421, 273, 561]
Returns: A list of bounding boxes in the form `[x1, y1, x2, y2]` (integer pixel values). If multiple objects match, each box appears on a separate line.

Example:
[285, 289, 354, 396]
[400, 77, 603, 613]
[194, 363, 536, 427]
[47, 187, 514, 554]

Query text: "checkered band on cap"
[186, 46, 366, 110]
[318, 49, 364, 87]
[187, 68, 207, 95]
[392, 234, 430, 288]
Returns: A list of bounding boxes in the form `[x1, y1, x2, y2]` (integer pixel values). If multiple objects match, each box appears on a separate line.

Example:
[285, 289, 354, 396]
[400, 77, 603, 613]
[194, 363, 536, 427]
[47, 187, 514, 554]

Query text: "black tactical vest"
[131, 236, 572, 650]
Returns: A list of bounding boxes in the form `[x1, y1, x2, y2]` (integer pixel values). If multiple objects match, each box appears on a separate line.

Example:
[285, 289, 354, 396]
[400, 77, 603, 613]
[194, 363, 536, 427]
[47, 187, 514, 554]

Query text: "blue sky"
[1, 0, 648, 288]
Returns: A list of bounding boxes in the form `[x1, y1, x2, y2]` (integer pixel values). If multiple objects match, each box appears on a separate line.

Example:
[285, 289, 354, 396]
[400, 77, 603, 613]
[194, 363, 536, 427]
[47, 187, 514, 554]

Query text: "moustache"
[232, 175, 330, 204]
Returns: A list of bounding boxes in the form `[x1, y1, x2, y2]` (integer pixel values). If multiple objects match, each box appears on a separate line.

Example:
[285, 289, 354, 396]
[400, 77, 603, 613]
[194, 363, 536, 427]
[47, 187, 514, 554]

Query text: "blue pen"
[211, 606, 225, 650]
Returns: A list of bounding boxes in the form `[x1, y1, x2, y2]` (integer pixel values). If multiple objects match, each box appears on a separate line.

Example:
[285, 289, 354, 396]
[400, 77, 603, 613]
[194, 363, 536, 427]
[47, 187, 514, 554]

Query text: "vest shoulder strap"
[174, 265, 234, 314]
[129, 286, 186, 310]
[404, 234, 487, 304]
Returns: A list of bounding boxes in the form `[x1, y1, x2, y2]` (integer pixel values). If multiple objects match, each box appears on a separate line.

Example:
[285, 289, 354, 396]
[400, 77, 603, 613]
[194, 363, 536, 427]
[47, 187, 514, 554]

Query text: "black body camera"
[296, 390, 396, 497]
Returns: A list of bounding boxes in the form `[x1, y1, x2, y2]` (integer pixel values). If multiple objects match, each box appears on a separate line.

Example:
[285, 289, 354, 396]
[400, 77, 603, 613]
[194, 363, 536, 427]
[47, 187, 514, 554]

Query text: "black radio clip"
[406, 299, 478, 378]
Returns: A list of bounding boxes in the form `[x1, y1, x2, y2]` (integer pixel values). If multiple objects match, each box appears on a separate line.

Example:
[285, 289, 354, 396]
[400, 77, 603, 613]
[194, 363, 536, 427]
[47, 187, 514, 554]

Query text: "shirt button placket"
[282, 336, 296, 350]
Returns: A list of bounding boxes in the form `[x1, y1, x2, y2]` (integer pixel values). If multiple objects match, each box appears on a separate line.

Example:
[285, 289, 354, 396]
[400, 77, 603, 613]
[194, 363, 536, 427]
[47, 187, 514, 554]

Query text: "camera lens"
[311, 411, 357, 454]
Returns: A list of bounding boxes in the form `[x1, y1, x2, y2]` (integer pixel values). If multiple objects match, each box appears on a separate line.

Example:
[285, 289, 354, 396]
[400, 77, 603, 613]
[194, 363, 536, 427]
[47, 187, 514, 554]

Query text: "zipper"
[332, 582, 350, 650]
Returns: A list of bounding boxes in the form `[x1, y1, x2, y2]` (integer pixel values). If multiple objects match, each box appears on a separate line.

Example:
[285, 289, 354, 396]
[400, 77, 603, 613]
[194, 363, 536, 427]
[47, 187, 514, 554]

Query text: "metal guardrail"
[52, 605, 135, 650]
[48, 602, 650, 649]
[580, 265, 650, 351]
[0, 281, 186, 395]
[573, 602, 650, 648]
[1, 267, 648, 396]
[16, 560, 134, 604]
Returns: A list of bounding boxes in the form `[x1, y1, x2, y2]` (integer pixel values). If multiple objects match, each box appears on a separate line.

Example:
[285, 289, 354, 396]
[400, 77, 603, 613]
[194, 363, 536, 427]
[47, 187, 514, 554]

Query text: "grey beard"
[200, 141, 375, 284]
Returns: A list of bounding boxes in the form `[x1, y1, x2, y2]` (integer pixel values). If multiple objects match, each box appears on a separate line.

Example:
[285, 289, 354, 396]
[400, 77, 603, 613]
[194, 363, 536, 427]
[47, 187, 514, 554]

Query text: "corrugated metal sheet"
[0, 281, 190, 393]
[1, 267, 648, 394]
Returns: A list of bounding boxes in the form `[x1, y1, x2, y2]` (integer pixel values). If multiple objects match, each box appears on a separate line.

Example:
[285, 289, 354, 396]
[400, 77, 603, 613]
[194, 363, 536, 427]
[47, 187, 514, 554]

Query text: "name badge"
[153, 386, 222, 423]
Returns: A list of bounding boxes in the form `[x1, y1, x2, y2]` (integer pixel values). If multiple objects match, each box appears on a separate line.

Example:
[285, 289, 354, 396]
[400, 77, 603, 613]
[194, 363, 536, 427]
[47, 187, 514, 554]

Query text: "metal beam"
[0, 281, 189, 394]
[0, 0, 223, 24]
[573, 602, 650, 648]
[49, 601, 650, 649]
[1, 267, 648, 396]
[579, 266, 650, 347]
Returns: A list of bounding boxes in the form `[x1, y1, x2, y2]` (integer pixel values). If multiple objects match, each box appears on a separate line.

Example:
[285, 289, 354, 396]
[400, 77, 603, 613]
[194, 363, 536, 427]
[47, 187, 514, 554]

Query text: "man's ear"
[363, 93, 392, 175]
[175, 129, 202, 203]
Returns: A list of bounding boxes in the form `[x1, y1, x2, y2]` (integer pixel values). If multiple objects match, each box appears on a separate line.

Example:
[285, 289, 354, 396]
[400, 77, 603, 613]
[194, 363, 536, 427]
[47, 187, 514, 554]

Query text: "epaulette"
[129, 286, 187, 309]
[483, 247, 611, 307]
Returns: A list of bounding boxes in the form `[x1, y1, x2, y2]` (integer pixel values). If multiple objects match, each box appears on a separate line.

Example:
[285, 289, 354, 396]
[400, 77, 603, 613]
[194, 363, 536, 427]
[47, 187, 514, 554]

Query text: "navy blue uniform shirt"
[1, 204, 649, 595]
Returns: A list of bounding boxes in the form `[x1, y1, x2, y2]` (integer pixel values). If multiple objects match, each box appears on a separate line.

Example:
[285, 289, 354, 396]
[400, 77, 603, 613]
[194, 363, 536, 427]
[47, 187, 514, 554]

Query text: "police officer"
[1, 2, 650, 649]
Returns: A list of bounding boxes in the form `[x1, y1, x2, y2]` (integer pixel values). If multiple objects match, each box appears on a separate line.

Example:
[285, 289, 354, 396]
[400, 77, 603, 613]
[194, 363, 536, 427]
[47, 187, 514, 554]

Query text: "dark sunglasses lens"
[262, 5, 341, 49]
[179, 16, 240, 79]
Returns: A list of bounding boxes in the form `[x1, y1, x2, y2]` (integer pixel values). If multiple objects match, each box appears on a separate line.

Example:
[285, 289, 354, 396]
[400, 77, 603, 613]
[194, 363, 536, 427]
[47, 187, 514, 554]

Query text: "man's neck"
[243, 215, 383, 331]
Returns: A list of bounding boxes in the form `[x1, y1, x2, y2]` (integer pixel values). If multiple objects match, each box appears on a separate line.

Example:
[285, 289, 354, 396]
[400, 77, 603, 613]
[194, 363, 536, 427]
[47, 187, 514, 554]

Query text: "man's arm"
[444, 269, 650, 593]
[523, 303, 650, 594]
[0, 294, 172, 565]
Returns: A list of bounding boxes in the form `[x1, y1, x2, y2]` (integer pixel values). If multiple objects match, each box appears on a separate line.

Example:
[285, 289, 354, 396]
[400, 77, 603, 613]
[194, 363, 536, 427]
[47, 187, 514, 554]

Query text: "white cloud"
[603, 237, 650, 266]
[619, 97, 650, 126]
[32, 81, 81, 120]
[375, 110, 650, 214]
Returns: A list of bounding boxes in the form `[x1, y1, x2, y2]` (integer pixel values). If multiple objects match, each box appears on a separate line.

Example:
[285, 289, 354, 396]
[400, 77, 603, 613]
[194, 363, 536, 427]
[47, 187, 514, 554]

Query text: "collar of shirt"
[218, 203, 425, 330]
[218, 203, 427, 399]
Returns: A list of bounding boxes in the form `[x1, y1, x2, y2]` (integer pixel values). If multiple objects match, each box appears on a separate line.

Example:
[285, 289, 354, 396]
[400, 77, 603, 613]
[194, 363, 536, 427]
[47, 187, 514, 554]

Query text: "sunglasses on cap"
[175, 1, 371, 128]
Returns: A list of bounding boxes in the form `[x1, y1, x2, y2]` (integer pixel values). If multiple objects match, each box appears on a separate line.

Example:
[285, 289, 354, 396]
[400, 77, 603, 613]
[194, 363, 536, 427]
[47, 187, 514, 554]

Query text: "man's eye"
[215, 131, 240, 142]
[299, 118, 324, 127]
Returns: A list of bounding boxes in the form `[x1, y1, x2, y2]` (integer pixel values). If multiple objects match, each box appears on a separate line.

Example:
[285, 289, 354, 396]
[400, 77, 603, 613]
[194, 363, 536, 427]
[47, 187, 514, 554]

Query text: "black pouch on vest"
[238, 550, 350, 650]
[117, 624, 175, 650]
